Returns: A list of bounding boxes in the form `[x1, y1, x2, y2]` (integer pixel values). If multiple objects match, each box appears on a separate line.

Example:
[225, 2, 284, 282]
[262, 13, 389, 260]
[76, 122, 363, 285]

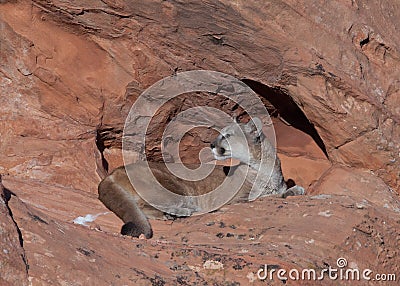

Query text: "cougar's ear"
[245, 117, 263, 136]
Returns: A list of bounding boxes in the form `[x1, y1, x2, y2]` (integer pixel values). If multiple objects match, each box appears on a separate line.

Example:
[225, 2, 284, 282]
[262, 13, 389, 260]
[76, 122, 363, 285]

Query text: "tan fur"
[210, 117, 305, 200]
[99, 117, 304, 238]
[98, 162, 251, 238]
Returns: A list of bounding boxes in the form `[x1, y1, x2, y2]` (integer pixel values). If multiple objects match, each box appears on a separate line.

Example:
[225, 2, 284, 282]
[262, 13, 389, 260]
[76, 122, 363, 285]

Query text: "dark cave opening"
[242, 79, 328, 158]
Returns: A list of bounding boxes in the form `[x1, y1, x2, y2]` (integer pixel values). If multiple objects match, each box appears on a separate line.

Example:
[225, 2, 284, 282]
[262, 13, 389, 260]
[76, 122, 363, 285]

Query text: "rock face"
[0, 0, 399, 285]
[0, 176, 29, 286]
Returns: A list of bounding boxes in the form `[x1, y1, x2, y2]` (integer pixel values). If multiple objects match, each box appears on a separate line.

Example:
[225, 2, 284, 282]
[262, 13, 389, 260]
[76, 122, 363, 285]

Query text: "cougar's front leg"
[98, 171, 153, 238]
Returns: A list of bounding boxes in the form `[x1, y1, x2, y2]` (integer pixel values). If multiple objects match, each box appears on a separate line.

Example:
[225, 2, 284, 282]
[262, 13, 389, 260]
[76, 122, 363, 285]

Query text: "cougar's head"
[210, 117, 264, 164]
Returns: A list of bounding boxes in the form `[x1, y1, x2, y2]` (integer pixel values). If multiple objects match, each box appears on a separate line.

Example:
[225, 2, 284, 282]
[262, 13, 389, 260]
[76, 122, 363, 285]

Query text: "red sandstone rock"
[2, 172, 400, 286]
[0, 176, 29, 286]
[0, 0, 399, 285]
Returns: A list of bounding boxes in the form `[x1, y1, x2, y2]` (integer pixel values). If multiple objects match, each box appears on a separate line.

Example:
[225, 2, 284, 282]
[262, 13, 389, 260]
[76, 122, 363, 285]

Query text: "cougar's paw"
[282, 185, 305, 198]
[121, 221, 153, 239]
[166, 207, 195, 217]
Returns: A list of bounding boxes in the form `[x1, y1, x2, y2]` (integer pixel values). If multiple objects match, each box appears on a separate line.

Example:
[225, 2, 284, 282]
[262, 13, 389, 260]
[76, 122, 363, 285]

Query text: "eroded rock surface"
[3, 175, 400, 285]
[0, 0, 399, 285]
[0, 176, 28, 286]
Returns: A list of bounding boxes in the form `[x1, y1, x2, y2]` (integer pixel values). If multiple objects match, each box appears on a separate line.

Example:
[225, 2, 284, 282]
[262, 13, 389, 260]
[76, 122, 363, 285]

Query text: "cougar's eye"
[224, 134, 230, 139]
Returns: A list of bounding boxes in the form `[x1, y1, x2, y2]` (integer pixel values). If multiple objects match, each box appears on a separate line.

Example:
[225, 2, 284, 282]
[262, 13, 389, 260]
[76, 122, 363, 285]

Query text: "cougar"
[98, 117, 304, 238]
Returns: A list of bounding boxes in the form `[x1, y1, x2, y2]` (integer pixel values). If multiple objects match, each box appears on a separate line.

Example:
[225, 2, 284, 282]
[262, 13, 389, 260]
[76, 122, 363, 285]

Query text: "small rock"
[318, 210, 333, 217]
[203, 260, 224, 270]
